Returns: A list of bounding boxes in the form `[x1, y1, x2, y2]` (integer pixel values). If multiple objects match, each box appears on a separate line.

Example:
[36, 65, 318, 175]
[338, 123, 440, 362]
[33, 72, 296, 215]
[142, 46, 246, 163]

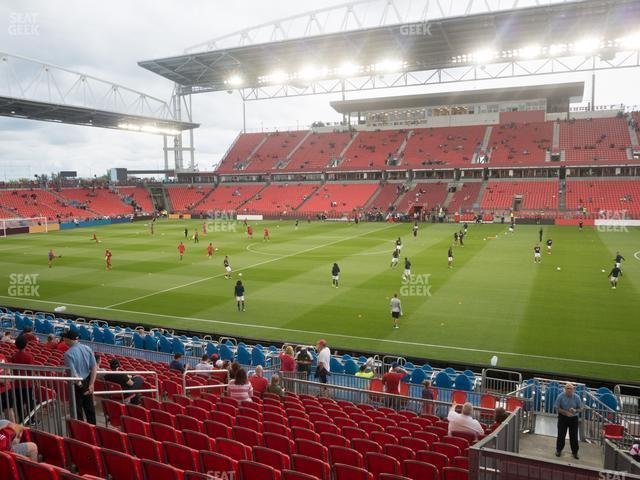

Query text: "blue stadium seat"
[421, 364, 433, 373]
[444, 367, 456, 377]
[462, 370, 475, 379]
[330, 357, 344, 374]
[453, 374, 472, 392]
[144, 334, 158, 351]
[158, 336, 173, 354]
[92, 326, 104, 343]
[410, 369, 427, 385]
[251, 347, 265, 367]
[544, 383, 560, 414]
[404, 362, 415, 369]
[206, 342, 219, 358]
[343, 359, 358, 375]
[237, 346, 251, 366]
[433, 371, 453, 389]
[597, 393, 619, 412]
[78, 325, 92, 341]
[219, 344, 234, 361]
[133, 332, 145, 350]
[172, 338, 186, 355]
[14, 313, 25, 331]
[597, 387, 614, 397]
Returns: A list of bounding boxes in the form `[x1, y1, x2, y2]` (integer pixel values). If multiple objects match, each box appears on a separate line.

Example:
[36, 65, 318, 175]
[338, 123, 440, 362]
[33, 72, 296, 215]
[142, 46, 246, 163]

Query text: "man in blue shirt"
[555, 382, 583, 459]
[62, 331, 97, 424]
[169, 353, 185, 373]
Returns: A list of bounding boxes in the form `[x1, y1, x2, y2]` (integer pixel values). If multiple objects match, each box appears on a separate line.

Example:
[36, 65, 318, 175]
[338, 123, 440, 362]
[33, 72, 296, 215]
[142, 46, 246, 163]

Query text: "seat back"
[253, 445, 291, 471]
[141, 459, 183, 480]
[328, 445, 364, 467]
[403, 460, 438, 480]
[66, 418, 97, 444]
[295, 438, 328, 461]
[128, 433, 162, 462]
[15, 456, 61, 480]
[102, 448, 144, 480]
[333, 462, 374, 480]
[365, 452, 400, 479]
[64, 438, 105, 477]
[162, 441, 200, 472]
[239, 460, 277, 480]
[291, 454, 331, 480]
[29, 430, 67, 468]
[96, 426, 129, 453]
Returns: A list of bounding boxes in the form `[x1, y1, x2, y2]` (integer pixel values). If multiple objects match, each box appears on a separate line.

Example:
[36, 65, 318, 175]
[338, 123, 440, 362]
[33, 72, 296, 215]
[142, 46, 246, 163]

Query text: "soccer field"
[0, 219, 638, 382]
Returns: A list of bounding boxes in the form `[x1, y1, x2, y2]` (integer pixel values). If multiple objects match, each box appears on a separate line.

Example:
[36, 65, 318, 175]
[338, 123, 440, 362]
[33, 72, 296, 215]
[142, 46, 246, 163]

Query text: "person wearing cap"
[62, 331, 97, 424]
[104, 359, 144, 405]
[355, 364, 374, 379]
[315, 339, 330, 384]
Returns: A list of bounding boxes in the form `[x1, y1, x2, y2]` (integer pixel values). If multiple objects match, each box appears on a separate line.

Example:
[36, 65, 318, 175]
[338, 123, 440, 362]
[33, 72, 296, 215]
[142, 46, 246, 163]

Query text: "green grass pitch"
[0, 219, 638, 382]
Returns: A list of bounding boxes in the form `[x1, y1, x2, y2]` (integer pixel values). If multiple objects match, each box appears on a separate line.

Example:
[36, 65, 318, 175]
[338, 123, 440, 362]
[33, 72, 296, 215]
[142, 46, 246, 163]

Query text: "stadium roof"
[0, 97, 199, 134]
[330, 82, 585, 114]
[139, 0, 640, 94]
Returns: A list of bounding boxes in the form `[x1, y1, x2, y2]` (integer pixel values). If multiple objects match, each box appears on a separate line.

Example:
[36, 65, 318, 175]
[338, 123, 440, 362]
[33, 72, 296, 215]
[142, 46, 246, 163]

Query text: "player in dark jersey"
[412, 222, 418, 238]
[395, 237, 402, 253]
[224, 256, 232, 279]
[608, 266, 622, 289]
[390, 249, 399, 267]
[447, 246, 453, 268]
[295, 220, 299, 231]
[458, 231, 464, 247]
[614, 252, 625, 268]
[193, 230, 199, 244]
[463, 222, 468, 234]
[453, 232, 459, 245]
[539, 227, 543, 242]
[534, 244, 541, 264]
[546, 238, 553, 254]
[403, 258, 411, 280]
[48, 249, 57, 268]
[234, 280, 245, 311]
[184, 228, 188, 238]
[331, 263, 340, 288]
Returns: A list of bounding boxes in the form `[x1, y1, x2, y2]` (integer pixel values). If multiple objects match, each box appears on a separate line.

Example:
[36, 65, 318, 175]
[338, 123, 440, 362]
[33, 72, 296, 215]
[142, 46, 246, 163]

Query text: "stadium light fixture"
[297, 65, 327, 80]
[518, 45, 542, 59]
[373, 59, 405, 73]
[617, 33, 640, 49]
[117, 123, 180, 136]
[225, 75, 244, 87]
[472, 49, 497, 64]
[572, 37, 601, 54]
[336, 62, 360, 77]
[548, 43, 567, 56]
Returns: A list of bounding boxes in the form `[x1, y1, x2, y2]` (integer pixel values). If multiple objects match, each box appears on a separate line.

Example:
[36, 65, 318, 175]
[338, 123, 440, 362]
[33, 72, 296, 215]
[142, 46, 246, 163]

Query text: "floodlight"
[226, 75, 243, 87]
[374, 59, 404, 73]
[518, 45, 541, 59]
[336, 62, 360, 77]
[267, 70, 288, 84]
[298, 65, 327, 80]
[617, 33, 640, 49]
[572, 37, 601, 54]
[473, 49, 497, 64]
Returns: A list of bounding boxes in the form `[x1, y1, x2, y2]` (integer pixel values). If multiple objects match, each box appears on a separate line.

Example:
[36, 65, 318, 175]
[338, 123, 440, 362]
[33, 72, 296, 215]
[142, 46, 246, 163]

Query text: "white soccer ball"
[54, 306, 66, 313]
[556, 267, 561, 271]
[238, 273, 243, 276]
[490, 355, 498, 366]
[601, 269, 605, 273]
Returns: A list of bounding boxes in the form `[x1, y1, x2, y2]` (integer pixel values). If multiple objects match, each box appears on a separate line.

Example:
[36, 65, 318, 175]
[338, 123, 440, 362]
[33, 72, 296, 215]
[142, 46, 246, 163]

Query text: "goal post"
[0, 217, 48, 237]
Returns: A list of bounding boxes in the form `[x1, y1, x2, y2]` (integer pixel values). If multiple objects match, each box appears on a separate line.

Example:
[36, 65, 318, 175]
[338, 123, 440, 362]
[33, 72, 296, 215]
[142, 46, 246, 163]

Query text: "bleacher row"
[216, 116, 638, 174]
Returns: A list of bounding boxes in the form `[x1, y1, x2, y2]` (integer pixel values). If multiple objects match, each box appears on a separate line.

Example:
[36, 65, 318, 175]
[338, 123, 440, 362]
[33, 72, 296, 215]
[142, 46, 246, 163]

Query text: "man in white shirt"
[447, 402, 485, 438]
[315, 339, 331, 384]
[195, 355, 213, 375]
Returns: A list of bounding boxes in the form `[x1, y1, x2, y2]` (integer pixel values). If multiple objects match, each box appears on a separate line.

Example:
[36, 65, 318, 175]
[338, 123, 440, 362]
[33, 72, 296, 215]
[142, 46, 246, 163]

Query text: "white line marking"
[246, 242, 393, 258]
[0, 295, 638, 370]
[634, 250, 640, 261]
[104, 224, 396, 309]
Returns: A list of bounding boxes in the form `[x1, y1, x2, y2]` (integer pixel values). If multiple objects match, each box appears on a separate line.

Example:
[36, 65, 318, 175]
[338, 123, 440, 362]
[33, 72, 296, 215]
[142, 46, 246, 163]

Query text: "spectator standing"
[447, 402, 484, 438]
[422, 380, 436, 415]
[62, 331, 97, 424]
[389, 294, 402, 329]
[555, 383, 583, 459]
[382, 363, 407, 408]
[227, 368, 253, 403]
[195, 355, 213, 375]
[295, 347, 313, 376]
[315, 340, 330, 385]
[279, 346, 296, 373]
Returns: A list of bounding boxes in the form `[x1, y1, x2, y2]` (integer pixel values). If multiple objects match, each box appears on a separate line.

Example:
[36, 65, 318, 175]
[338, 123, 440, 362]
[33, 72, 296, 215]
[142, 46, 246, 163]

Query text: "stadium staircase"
[336, 131, 360, 168]
[558, 180, 566, 210]
[552, 120, 561, 161]
[238, 134, 269, 171]
[292, 182, 324, 212]
[276, 130, 314, 170]
[393, 130, 414, 165]
[446, 182, 483, 214]
[149, 185, 171, 212]
[48, 189, 102, 217]
[474, 126, 492, 164]
[472, 180, 488, 209]
[628, 115, 640, 150]
[442, 183, 458, 209]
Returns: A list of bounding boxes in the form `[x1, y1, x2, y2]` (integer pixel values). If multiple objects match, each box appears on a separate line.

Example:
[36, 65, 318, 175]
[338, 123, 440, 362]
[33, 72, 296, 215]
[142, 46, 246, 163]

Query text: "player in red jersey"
[202, 222, 207, 235]
[247, 225, 253, 239]
[91, 233, 99, 243]
[105, 249, 112, 270]
[178, 241, 185, 261]
[48, 249, 57, 268]
[207, 242, 214, 259]
[263, 227, 270, 241]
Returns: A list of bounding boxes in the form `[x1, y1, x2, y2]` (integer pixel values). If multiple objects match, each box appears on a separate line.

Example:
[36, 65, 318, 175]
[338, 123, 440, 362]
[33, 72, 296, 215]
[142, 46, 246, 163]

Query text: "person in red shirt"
[263, 228, 270, 242]
[202, 222, 207, 235]
[278, 346, 296, 372]
[105, 249, 112, 271]
[178, 242, 185, 261]
[19, 328, 38, 344]
[247, 225, 253, 239]
[0, 421, 38, 460]
[44, 334, 58, 349]
[0, 354, 15, 422]
[207, 242, 214, 259]
[55, 338, 70, 353]
[10, 335, 35, 423]
[92, 233, 98, 243]
[249, 365, 269, 398]
[382, 362, 407, 409]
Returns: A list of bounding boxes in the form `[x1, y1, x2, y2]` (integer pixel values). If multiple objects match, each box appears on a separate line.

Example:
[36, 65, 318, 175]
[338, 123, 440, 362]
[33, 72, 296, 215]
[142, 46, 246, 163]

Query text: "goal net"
[0, 217, 48, 237]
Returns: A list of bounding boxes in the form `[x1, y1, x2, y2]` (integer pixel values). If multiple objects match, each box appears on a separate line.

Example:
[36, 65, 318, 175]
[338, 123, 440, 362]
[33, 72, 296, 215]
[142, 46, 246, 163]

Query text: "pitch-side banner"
[237, 214, 263, 221]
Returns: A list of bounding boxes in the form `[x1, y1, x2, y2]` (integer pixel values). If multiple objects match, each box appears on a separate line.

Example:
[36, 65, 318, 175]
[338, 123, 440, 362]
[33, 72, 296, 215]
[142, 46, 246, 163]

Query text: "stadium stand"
[117, 186, 154, 213]
[195, 184, 264, 213]
[297, 183, 379, 215]
[446, 183, 482, 214]
[395, 182, 449, 214]
[57, 188, 135, 216]
[241, 183, 319, 214]
[559, 117, 632, 164]
[340, 130, 407, 169]
[403, 126, 486, 168]
[366, 183, 405, 212]
[287, 131, 353, 171]
[565, 179, 640, 216]
[480, 180, 559, 211]
[244, 131, 308, 172]
[0, 189, 91, 221]
[217, 132, 268, 173]
[166, 186, 214, 213]
[488, 122, 552, 166]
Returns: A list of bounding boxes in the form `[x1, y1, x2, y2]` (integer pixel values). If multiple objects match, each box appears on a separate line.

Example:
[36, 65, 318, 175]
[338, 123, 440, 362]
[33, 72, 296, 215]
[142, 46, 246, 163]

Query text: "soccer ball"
[238, 273, 243, 277]
[556, 267, 561, 271]
[601, 269, 605, 273]
[54, 306, 66, 313]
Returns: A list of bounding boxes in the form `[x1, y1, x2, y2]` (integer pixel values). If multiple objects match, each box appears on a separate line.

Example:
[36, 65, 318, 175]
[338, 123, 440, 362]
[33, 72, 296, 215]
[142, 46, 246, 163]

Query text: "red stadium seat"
[151, 422, 181, 443]
[282, 470, 319, 480]
[333, 463, 374, 480]
[383, 444, 415, 462]
[320, 432, 349, 448]
[432, 442, 461, 462]
[365, 452, 401, 480]
[0, 451, 18, 479]
[162, 441, 200, 472]
[176, 414, 202, 433]
[122, 416, 150, 437]
[200, 451, 238, 479]
[204, 420, 232, 439]
[102, 399, 126, 428]
[453, 456, 469, 470]
[443, 466, 469, 480]
[238, 460, 279, 480]
[102, 448, 144, 480]
[29, 430, 67, 468]
[185, 405, 210, 422]
[443, 436, 469, 455]
[15, 456, 61, 480]
[403, 460, 438, 480]
[236, 415, 262, 433]
[295, 438, 328, 462]
[64, 438, 105, 477]
[129, 434, 162, 462]
[233, 426, 263, 447]
[292, 427, 320, 443]
[140, 459, 184, 480]
[264, 421, 292, 438]
[254, 446, 291, 471]
[126, 403, 151, 423]
[217, 438, 252, 462]
[151, 409, 177, 428]
[264, 432, 295, 455]
[66, 418, 97, 445]
[328, 445, 364, 468]
[352, 438, 383, 457]
[370, 431, 397, 446]
[399, 437, 428, 454]
[291, 454, 331, 480]
[183, 429, 215, 451]
[416, 451, 449, 474]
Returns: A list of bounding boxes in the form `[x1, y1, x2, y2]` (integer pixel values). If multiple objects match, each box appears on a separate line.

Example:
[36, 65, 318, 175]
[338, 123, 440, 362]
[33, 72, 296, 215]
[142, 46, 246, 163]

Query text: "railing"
[481, 369, 523, 395]
[604, 439, 640, 476]
[95, 370, 160, 401]
[0, 364, 80, 437]
[182, 369, 230, 397]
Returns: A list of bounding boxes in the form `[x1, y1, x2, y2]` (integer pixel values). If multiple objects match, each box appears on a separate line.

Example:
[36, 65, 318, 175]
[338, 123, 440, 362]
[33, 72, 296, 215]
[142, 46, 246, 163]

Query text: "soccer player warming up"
[48, 249, 57, 268]
[614, 251, 625, 268]
[390, 293, 402, 329]
[207, 242, 214, 259]
[413, 222, 418, 238]
[448, 246, 453, 268]
[224, 256, 232, 279]
[546, 238, 553, 254]
[331, 263, 340, 288]
[263, 227, 270, 241]
[403, 257, 411, 280]
[235, 280, 245, 311]
[390, 249, 399, 267]
[105, 249, 112, 271]
[534, 244, 541, 264]
[178, 242, 185, 261]
[247, 225, 253, 239]
[609, 265, 622, 289]
[92, 233, 99, 243]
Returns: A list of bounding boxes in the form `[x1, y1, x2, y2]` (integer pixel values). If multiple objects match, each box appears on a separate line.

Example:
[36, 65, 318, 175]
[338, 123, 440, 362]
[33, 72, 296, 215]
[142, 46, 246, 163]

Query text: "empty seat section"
[480, 181, 558, 210]
[245, 131, 308, 172]
[242, 183, 318, 214]
[166, 186, 213, 212]
[341, 130, 406, 169]
[298, 184, 378, 215]
[217, 132, 268, 173]
[565, 180, 640, 215]
[57, 188, 134, 216]
[0, 189, 91, 221]
[447, 183, 481, 213]
[117, 186, 154, 213]
[559, 117, 631, 163]
[195, 184, 263, 213]
[488, 122, 552, 166]
[287, 131, 352, 171]
[403, 126, 486, 168]
[367, 183, 403, 212]
[395, 183, 448, 213]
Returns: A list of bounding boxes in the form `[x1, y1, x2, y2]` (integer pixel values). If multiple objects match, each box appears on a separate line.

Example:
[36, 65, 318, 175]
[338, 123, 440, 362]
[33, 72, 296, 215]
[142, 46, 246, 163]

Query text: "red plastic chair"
[334, 417, 358, 429]
[186, 405, 211, 422]
[443, 436, 469, 455]
[150, 422, 181, 443]
[126, 403, 151, 422]
[386, 426, 411, 441]
[204, 420, 232, 439]
[315, 421, 341, 435]
[603, 424, 625, 441]
[342, 426, 368, 442]
[333, 463, 374, 480]
[480, 394, 497, 410]
[151, 408, 177, 428]
[403, 459, 438, 480]
[15, 456, 61, 480]
[320, 432, 349, 448]
[0, 451, 18, 479]
[282, 470, 319, 480]
[450, 431, 480, 445]
[211, 410, 235, 427]
[360, 421, 384, 436]
[29, 430, 67, 468]
[289, 417, 313, 431]
[183, 429, 215, 451]
[233, 425, 263, 447]
[163, 442, 199, 472]
[254, 445, 291, 471]
[172, 394, 193, 408]
[373, 417, 397, 429]
[424, 426, 447, 439]
[264, 432, 295, 455]
[378, 474, 411, 480]
[141, 459, 183, 480]
[291, 454, 331, 480]
[128, 434, 162, 462]
[370, 431, 397, 446]
[365, 452, 401, 479]
[66, 418, 97, 445]
[176, 414, 202, 433]
[162, 401, 186, 416]
[443, 466, 469, 480]
[416, 450, 449, 474]
[141, 397, 162, 411]
[264, 421, 292, 438]
[352, 438, 383, 457]
[200, 451, 238, 479]
[506, 397, 524, 412]
[292, 426, 320, 443]
[399, 436, 429, 454]
[217, 437, 252, 461]
[453, 456, 469, 470]
[102, 448, 144, 480]
[383, 444, 415, 462]
[121, 415, 150, 437]
[295, 438, 328, 461]
[328, 445, 364, 467]
[432, 442, 461, 462]
[451, 391, 467, 404]
[64, 438, 105, 477]
[102, 399, 126, 428]
[239, 460, 279, 480]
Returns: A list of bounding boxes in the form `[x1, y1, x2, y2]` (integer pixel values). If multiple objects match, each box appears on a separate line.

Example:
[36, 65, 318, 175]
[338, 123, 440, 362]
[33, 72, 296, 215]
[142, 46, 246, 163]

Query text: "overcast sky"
[1, 0, 639, 181]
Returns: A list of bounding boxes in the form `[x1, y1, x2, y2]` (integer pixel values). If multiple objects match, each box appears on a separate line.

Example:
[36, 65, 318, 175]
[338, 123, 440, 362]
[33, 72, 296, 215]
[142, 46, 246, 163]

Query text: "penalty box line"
[103, 224, 397, 309]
